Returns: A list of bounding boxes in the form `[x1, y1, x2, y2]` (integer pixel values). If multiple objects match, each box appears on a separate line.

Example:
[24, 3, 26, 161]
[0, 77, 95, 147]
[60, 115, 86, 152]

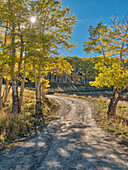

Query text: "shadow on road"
[0, 119, 128, 170]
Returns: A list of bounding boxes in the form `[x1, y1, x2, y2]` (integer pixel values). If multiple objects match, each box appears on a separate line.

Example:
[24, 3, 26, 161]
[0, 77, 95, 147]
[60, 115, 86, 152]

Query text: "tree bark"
[4, 78, 9, 103]
[59, 75, 61, 83]
[34, 67, 37, 89]
[68, 74, 71, 83]
[12, 78, 20, 113]
[20, 64, 26, 104]
[11, 17, 20, 113]
[0, 23, 7, 106]
[83, 78, 86, 84]
[107, 89, 120, 118]
[51, 73, 54, 82]
[55, 72, 58, 82]
[35, 66, 42, 114]
[73, 75, 75, 83]
[3, 82, 11, 105]
[0, 70, 3, 106]
[65, 74, 68, 83]
[62, 72, 64, 83]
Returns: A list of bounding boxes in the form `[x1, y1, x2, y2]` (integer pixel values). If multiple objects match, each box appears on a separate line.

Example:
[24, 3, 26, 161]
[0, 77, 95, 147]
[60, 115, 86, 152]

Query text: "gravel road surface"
[0, 95, 128, 170]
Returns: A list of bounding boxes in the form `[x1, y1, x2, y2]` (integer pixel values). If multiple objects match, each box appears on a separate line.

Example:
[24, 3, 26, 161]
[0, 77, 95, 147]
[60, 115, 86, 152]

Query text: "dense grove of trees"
[48, 56, 98, 84]
[0, 0, 76, 114]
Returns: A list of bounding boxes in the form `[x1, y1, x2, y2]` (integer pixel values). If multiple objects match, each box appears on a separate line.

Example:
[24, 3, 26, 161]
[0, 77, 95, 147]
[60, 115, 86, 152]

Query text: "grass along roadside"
[0, 87, 59, 150]
[54, 93, 128, 143]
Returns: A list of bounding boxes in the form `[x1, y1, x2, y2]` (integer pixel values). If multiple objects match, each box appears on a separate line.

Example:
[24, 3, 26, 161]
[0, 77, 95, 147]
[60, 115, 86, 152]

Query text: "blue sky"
[61, 0, 128, 58]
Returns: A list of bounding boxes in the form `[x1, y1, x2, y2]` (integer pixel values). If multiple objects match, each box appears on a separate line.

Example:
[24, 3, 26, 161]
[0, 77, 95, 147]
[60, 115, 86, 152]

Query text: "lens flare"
[30, 16, 36, 23]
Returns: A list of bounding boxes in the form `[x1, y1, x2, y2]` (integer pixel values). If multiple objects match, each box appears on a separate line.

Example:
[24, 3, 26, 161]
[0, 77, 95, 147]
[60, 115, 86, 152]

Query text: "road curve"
[0, 95, 128, 170]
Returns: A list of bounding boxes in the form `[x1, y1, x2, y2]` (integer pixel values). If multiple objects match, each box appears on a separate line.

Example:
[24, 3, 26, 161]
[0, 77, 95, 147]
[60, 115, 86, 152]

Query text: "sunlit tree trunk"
[107, 89, 120, 118]
[12, 78, 20, 113]
[4, 78, 9, 103]
[11, 19, 20, 113]
[20, 64, 26, 104]
[35, 66, 42, 114]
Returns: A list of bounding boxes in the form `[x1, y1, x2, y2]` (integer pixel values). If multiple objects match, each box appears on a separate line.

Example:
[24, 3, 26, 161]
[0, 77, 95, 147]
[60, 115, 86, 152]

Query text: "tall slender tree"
[0, 0, 29, 113]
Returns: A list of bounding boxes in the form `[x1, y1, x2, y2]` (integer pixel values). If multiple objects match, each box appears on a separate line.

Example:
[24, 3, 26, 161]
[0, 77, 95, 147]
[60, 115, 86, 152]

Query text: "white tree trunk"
[4, 78, 9, 103]
[11, 17, 20, 113]
[20, 64, 26, 104]
[35, 66, 42, 113]
[12, 78, 20, 113]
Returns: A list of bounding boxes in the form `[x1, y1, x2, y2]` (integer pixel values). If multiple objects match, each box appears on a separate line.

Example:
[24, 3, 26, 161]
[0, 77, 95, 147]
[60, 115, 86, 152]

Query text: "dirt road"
[0, 95, 128, 170]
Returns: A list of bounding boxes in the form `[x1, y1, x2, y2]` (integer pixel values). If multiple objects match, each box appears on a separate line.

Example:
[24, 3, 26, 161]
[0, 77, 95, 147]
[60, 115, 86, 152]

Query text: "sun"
[30, 16, 36, 23]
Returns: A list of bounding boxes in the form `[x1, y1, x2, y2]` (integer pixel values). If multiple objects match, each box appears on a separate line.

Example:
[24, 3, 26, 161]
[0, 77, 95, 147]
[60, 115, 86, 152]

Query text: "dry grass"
[93, 97, 128, 140]
[0, 86, 58, 150]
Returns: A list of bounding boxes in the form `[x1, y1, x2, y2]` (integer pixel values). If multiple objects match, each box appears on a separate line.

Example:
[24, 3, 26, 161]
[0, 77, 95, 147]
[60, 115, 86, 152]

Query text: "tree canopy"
[84, 16, 128, 116]
[0, 0, 77, 113]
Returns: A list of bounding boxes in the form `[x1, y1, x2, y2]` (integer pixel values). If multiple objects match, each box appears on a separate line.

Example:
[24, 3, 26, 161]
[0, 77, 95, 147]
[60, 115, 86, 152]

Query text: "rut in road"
[0, 95, 128, 170]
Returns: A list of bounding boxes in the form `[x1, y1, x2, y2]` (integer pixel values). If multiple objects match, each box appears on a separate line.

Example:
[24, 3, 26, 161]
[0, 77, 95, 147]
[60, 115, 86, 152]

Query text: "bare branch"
[120, 92, 128, 100]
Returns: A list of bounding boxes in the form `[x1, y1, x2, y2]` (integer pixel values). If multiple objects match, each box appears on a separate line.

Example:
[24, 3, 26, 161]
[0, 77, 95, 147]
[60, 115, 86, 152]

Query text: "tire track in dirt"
[0, 95, 128, 170]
